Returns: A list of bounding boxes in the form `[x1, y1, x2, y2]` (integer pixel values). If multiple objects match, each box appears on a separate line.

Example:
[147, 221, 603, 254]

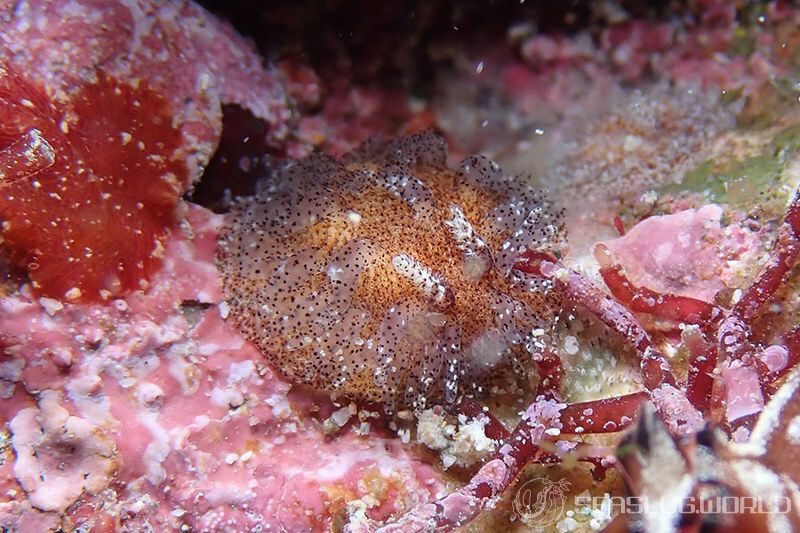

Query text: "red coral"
[0, 65, 185, 301]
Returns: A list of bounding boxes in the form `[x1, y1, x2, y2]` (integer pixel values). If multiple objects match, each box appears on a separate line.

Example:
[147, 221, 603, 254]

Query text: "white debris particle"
[416, 409, 455, 450]
[331, 407, 352, 427]
[265, 394, 291, 418]
[64, 287, 82, 300]
[640, 190, 658, 204]
[224, 453, 238, 465]
[563, 335, 579, 355]
[441, 452, 456, 469]
[731, 288, 743, 304]
[398, 428, 411, 444]
[451, 417, 495, 463]
[416, 409, 495, 468]
[227, 360, 255, 384]
[210, 387, 244, 409]
[239, 450, 254, 462]
[39, 297, 63, 316]
[219, 301, 230, 319]
[345, 499, 371, 527]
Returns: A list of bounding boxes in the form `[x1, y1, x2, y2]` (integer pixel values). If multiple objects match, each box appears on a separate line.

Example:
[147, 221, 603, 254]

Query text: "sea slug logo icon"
[513, 477, 571, 528]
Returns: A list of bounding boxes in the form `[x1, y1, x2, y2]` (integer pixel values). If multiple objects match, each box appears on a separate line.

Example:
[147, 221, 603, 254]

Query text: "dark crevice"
[189, 104, 276, 213]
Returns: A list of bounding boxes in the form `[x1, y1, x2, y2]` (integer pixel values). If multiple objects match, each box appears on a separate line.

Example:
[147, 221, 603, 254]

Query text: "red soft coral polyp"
[0, 66, 185, 302]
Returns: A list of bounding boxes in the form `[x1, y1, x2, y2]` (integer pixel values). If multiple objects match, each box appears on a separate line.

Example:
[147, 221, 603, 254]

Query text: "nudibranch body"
[218, 133, 565, 407]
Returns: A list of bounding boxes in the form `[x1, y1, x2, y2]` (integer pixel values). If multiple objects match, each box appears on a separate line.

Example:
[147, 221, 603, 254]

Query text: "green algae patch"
[662, 123, 800, 213]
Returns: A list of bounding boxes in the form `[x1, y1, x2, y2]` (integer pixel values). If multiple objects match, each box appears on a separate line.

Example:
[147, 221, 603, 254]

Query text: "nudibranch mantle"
[218, 133, 565, 408]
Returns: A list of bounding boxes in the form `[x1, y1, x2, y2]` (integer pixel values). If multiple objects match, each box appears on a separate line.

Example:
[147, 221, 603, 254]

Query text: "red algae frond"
[218, 133, 566, 408]
[0, 66, 186, 302]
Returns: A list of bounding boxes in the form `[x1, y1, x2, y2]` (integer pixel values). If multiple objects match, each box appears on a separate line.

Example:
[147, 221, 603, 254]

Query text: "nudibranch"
[218, 133, 565, 408]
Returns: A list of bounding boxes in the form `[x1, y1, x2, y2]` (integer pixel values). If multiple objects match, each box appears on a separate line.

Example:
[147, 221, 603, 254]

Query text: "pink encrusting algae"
[596, 205, 763, 304]
[0, 204, 446, 531]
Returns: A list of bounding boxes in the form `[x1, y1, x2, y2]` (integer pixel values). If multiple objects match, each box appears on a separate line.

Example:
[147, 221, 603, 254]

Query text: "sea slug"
[218, 132, 565, 408]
